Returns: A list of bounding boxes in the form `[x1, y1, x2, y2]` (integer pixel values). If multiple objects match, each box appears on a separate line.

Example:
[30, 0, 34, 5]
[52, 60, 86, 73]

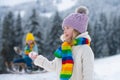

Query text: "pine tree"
[2, 11, 15, 51]
[0, 18, 2, 51]
[91, 13, 108, 58]
[114, 14, 120, 53]
[117, 15, 120, 51]
[2, 11, 15, 71]
[0, 55, 6, 73]
[106, 13, 120, 55]
[49, 11, 62, 54]
[0, 18, 6, 73]
[14, 13, 23, 48]
[91, 20, 104, 57]
[99, 13, 108, 56]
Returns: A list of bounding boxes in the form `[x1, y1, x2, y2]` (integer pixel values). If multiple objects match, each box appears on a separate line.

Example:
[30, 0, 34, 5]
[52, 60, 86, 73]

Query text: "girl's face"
[27, 40, 33, 45]
[63, 26, 74, 42]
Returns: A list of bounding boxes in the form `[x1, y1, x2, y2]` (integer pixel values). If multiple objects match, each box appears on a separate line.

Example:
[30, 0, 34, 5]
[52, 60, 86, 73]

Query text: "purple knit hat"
[62, 6, 89, 33]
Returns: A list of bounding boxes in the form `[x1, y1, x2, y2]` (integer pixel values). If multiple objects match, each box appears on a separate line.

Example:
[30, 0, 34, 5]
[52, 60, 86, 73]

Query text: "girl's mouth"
[65, 34, 69, 37]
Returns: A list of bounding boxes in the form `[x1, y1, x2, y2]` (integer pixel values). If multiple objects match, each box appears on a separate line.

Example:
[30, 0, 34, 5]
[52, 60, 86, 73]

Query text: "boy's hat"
[26, 32, 35, 42]
[62, 6, 89, 33]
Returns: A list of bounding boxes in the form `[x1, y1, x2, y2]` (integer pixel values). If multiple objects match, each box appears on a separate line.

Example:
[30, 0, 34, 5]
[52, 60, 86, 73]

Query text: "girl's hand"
[29, 51, 38, 60]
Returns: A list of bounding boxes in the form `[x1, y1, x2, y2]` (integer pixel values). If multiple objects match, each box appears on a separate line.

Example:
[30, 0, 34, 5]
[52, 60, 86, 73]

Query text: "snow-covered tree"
[99, 13, 108, 56]
[1, 11, 16, 71]
[0, 18, 2, 51]
[91, 20, 104, 57]
[0, 55, 6, 73]
[14, 13, 23, 48]
[117, 14, 120, 51]
[90, 13, 109, 58]
[49, 11, 62, 54]
[0, 18, 6, 73]
[2, 11, 15, 51]
[106, 12, 120, 55]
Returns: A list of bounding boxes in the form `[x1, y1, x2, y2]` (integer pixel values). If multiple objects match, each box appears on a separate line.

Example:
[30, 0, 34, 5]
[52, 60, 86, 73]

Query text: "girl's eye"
[64, 26, 70, 31]
[66, 27, 69, 29]
[66, 26, 69, 29]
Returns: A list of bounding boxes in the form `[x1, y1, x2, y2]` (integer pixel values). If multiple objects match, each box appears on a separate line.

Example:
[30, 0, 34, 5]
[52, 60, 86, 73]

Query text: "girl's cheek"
[65, 34, 72, 40]
[68, 31, 73, 37]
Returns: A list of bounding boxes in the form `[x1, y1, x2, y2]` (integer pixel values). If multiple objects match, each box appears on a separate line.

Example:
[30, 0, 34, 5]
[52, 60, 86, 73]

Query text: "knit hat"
[26, 32, 35, 42]
[62, 6, 89, 33]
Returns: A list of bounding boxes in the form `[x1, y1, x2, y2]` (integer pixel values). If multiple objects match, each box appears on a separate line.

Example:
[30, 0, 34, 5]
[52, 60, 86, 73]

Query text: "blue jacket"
[23, 44, 38, 58]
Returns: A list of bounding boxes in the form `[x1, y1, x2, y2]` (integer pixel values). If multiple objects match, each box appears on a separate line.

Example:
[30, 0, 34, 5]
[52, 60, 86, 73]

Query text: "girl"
[13, 32, 38, 73]
[24, 32, 38, 71]
[29, 6, 94, 80]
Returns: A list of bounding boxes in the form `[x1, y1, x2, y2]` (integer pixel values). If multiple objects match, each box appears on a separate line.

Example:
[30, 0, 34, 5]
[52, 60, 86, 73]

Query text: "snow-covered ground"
[0, 54, 120, 80]
[0, 72, 57, 80]
[94, 54, 120, 80]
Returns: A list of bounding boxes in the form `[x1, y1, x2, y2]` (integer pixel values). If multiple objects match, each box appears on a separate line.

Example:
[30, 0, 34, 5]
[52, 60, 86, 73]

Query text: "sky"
[0, 0, 35, 6]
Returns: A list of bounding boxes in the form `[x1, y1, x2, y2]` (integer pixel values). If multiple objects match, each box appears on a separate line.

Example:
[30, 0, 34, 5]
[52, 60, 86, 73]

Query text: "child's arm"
[33, 44, 38, 53]
[82, 45, 94, 80]
[24, 46, 28, 55]
[33, 55, 61, 72]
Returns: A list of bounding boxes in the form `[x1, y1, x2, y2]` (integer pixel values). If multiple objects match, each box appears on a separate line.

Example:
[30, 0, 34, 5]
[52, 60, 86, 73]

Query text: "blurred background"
[0, 0, 120, 79]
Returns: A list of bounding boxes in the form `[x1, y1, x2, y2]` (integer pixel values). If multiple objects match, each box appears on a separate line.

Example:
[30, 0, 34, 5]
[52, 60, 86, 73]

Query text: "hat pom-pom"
[75, 6, 89, 15]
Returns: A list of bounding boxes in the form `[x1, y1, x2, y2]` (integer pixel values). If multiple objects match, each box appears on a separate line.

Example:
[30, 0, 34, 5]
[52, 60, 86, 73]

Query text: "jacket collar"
[76, 31, 91, 41]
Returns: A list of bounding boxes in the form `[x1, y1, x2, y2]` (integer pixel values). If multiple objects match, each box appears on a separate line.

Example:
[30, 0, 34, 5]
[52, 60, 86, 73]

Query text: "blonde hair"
[72, 29, 80, 40]
[25, 40, 36, 45]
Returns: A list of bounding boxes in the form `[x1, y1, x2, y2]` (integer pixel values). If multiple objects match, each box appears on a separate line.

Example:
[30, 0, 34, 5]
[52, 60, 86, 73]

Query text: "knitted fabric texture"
[62, 13, 88, 33]
[26, 33, 35, 42]
[54, 37, 90, 80]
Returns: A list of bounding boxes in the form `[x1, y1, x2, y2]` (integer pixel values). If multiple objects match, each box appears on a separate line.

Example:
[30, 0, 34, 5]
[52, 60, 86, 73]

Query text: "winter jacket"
[34, 32, 94, 80]
[23, 44, 38, 58]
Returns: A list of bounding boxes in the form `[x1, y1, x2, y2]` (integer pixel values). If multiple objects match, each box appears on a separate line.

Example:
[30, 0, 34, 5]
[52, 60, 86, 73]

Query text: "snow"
[1, 54, 120, 80]
[20, 11, 26, 18]
[94, 54, 120, 80]
[0, 72, 57, 80]
[14, 10, 26, 18]
[40, 12, 53, 18]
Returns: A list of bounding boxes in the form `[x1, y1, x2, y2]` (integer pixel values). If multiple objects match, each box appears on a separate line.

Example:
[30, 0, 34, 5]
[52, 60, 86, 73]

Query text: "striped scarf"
[25, 43, 34, 55]
[54, 37, 90, 80]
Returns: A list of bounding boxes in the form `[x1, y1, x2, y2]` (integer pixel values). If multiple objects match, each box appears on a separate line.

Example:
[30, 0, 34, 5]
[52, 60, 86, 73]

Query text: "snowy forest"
[0, 0, 120, 75]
